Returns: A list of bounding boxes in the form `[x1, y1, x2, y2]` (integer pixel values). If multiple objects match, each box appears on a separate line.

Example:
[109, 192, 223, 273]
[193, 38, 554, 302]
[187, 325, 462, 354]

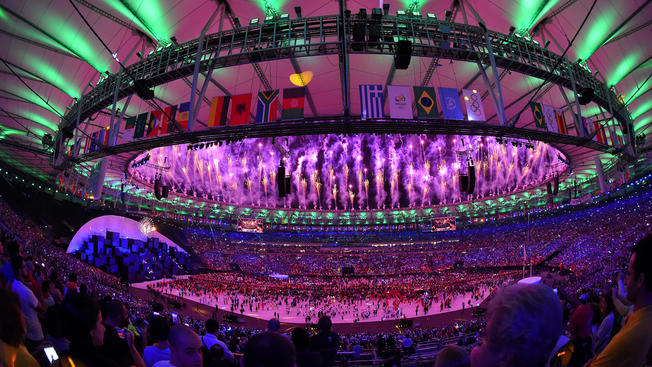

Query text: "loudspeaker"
[546, 181, 552, 195]
[460, 175, 469, 193]
[285, 176, 291, 195]
[352, 22, 366, 51]
[394, 40, 412, 69]
[154, 178, 162, 200]
[277, 166, 286, 197]
[577, 87, 594, 105]
[161, 185, 169, 199]
[61, 125, 74, 139]
[467, 165, 475, 194]
[134, 79, 155, 100]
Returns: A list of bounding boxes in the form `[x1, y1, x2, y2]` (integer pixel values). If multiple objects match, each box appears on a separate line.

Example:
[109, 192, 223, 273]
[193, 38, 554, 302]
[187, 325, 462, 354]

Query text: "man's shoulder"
[152, 360, 174, 367]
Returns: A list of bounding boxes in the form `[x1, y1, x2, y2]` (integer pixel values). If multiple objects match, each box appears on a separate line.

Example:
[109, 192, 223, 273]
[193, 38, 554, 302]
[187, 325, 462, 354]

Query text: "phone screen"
[171, 312, 179, 324]
[44, 346, 59, 363]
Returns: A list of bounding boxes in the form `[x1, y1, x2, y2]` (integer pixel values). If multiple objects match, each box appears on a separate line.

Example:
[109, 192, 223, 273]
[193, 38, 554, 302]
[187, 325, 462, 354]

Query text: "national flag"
[89, 131, 99, 152]
[133, 112, 148, 139]
[147, 110, 163, 137]
[530, 102, 546, 129]
[593, 120, 607, 144]
[230, 94, 252, 125]
[108, 123, 120, 146]
[208, 96, 231, 127]
[581, 116, 593, 139]
[555, 109, 568, 134]
[159, 105, 177, 134]
[281, 87, 305, 120]
[360, 84, 384, 119]
[120, 115, 137, 144]
[57, 175, 65, 188]
[83, 134, 91, 154]
[541, 104, 557, 133]
[608, 124, 621, 148]
[462, 89, 485, 121]
[101, 127, 110, 146]
[438, 87, 463, 120]
[255, 90, 279, 123]
[72, 138, 81, 157]
[387, 85, 413, 119]
[174, 102, 190, 132]
[96, 129, 106, 150]
[413, 86, 438, 118]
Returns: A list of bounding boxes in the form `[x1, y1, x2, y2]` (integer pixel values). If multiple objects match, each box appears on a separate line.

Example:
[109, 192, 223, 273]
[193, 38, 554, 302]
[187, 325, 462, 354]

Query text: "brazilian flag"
[530, 102, 546, 130]
[413, 86, 438, 118]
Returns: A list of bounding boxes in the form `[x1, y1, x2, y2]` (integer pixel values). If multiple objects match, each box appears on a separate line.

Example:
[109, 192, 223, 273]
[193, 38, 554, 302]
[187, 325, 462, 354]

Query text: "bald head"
[168, 325, 202, 367]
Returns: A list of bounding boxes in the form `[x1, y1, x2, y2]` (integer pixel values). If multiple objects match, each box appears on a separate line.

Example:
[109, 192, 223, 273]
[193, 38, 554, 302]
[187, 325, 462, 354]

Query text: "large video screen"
[237, 218, 264, 233]
[431, 216, 456, 232]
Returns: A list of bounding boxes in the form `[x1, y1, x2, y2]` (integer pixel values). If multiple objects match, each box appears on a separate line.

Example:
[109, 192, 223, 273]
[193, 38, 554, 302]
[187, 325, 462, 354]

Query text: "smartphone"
[116, 327, 127, 339]
[153, 311, 160, 316]
[43, 346, 59, 363]
[171, 312, 179, 325]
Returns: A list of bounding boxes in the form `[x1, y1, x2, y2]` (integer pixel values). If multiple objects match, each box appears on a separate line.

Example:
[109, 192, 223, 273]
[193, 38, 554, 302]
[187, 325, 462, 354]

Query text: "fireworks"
[130, 134, 565, 210]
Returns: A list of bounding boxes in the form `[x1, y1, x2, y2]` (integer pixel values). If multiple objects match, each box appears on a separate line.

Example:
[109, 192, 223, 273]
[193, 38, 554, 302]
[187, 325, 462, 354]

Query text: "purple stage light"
[129, 134, 566, 210]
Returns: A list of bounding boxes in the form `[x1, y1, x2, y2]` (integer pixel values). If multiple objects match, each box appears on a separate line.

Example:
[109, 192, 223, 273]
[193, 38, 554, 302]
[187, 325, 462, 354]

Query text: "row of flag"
[67, 87, 309, 156]
[66, 84, 624, 158]
[529, 102, 624, 147]
[360, 85, 487, 121]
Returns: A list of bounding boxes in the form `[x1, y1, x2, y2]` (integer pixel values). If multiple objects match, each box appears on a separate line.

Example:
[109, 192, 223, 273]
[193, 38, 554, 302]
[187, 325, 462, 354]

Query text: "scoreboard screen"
[237, 218, 263, 233]
[431, 216, 456, 231]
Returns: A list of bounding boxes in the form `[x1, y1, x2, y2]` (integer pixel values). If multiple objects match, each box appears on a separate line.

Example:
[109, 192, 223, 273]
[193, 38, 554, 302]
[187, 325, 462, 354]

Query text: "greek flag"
[360, 84, 384, 119]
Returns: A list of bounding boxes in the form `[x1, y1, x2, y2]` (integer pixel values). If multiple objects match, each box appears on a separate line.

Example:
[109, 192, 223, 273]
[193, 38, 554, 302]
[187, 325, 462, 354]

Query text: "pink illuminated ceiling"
[0, 0, 650, 187]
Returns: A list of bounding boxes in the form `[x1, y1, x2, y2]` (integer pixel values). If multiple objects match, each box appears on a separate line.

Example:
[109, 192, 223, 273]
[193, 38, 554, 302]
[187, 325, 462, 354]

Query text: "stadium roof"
[0, 0, 650, 210]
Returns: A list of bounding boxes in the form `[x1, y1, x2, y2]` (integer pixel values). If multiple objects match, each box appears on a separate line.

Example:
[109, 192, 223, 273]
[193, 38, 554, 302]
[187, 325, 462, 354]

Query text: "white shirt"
[201, 333, 234, 360]
[593, 312, 615, 355]
[143, 345, 171, 367]
[11, 280, 43, 341]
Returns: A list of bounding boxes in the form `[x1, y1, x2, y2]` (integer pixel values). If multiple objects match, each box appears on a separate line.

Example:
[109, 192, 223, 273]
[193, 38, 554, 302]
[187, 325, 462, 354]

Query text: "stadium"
[0, 0, 651, 366]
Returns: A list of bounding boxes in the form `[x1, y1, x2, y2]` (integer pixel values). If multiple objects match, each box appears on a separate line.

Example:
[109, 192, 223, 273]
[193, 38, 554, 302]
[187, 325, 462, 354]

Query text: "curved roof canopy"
[0, 0, 650, 196]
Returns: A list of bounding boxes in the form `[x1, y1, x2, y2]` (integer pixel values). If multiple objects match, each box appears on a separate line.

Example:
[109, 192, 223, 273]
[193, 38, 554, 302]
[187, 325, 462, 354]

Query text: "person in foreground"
[242, 332, 296, 367]
[586, 234, 652, 367]
[470, 282, 562, 367]
[153, 325, 203, 367]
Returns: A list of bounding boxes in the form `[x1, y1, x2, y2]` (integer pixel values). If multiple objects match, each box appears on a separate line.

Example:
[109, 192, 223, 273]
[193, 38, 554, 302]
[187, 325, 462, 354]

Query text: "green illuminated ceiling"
[103, 0, 173, 44]
[575, 9, 617, 61]
[607, 52, 641, 87]
[512, 0, 561, 33]
[0, 4, 112, 73]
[632, 100, 652, 120]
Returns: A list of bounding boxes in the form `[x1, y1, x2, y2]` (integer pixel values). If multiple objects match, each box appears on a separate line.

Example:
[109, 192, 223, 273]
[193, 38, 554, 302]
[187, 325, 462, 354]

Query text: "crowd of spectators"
[1, 181, 651, 366]
[185, 188, 652, 279]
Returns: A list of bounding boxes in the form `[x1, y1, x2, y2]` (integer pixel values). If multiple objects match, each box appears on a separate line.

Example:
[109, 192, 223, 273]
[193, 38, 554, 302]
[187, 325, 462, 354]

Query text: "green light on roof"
[24, 56, 81, 98]
[576, 10, 617, 61]
[624, 80, 651, 104]
[15, 110, 57, 131]
[103, 0, 170, 45]
[4, 86, 64, 117]
[513, 0, 560, 33]
[632, 100, 652, 120]
[256, 0, 286, 16]
[608, 52, 641, 87]
[634, 116, 652, 132]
